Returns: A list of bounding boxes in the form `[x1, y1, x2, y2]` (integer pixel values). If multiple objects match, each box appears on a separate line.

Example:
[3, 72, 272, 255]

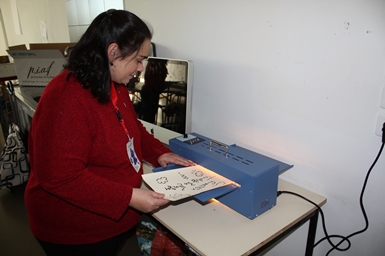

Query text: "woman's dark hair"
[64, 9, 152, 104]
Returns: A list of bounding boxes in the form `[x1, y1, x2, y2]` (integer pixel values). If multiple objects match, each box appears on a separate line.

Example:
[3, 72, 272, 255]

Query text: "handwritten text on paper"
[142, 165, 235, 201]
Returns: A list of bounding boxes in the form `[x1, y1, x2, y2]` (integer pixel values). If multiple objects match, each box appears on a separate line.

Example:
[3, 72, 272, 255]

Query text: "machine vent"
[200, 143, 254, 166]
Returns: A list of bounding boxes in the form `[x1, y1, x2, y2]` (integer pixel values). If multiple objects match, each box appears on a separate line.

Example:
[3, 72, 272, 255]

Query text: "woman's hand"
[157, 152, 195, 168]
[129, 188, 169, 213]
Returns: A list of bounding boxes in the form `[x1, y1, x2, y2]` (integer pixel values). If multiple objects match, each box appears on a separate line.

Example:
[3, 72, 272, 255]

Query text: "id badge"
[126, 137, 141, 172]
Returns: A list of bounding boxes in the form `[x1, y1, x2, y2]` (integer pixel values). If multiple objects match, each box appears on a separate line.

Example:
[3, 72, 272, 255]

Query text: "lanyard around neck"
[110, 82, 130, 138]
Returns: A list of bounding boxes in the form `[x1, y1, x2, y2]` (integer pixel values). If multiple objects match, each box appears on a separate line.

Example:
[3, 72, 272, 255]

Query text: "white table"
[142, 164, 326, 256]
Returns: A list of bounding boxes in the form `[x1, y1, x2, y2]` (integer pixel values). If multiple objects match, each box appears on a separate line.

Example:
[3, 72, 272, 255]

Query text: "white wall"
[125, 1, 385, 255]
[65, 0, 124, 42]
[0, 0, 124, 51]
[0, 0, 70, 50]
[0, 0, 383, 254]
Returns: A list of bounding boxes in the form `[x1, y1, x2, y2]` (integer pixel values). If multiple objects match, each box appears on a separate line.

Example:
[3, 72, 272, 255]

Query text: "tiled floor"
[0, 185, 141, 256]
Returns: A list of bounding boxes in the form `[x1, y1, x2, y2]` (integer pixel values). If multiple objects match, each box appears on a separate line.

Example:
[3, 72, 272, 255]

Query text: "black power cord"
[277, 122, 385, 256]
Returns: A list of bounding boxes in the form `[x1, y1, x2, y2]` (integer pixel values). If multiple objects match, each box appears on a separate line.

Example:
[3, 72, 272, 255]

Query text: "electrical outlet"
[375, 113, 385, 136]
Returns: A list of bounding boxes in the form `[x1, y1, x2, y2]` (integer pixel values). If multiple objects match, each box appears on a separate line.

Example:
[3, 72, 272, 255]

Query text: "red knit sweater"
[24, 70, 171, 244]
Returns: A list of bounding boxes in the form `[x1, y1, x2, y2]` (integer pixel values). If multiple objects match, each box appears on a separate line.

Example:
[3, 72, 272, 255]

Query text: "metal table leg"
[305, 210, 319, 256]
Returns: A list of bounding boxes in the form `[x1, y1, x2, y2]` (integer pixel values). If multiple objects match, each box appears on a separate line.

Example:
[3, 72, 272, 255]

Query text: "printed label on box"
[7, 50, 66, 86]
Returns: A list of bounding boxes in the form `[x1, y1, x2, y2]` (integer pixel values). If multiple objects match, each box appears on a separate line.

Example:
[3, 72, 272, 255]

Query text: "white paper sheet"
[142, 165, 236, 201]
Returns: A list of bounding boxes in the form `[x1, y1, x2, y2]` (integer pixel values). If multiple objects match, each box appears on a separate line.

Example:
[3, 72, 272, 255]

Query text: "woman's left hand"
[157, 152, 195, 168]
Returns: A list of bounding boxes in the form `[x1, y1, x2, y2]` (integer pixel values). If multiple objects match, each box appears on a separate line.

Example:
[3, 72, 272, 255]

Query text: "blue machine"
[157, 133, 293, 219]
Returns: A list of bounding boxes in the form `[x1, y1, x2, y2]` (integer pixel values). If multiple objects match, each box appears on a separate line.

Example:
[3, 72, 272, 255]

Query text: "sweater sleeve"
[122, 85, 172, 167]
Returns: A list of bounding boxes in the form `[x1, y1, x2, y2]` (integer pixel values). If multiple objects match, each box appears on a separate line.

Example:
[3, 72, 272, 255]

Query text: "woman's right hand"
[129, 188, 170, 213]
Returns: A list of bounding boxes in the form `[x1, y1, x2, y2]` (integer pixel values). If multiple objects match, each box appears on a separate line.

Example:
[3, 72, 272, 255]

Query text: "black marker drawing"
[156, 177, 168, 184]
[142, 165, 235, 201]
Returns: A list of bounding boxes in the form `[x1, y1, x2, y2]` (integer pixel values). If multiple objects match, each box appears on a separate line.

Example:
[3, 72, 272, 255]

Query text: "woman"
[24, 9, 192, 255]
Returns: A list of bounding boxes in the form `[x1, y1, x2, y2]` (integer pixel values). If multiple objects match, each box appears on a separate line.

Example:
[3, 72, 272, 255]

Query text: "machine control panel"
[176, 134, 205, 145]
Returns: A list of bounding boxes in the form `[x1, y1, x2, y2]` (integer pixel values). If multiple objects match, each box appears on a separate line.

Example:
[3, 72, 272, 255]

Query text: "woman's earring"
[110, 62, 113, 66]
